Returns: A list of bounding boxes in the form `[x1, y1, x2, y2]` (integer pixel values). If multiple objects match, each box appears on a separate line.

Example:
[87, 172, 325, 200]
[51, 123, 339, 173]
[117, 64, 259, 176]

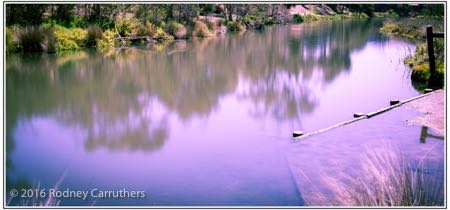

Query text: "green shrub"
[226, 20, 245, 32]
[6, 27, 20, 53]
[97, 29, 116, 50]
[330, 14, 349, 20]
[86, 25, 103, 47]
[313, 9, 321, 15]
[302, 14, 320, 22]
[293, 14, 303, 23]
[54, 26, 86, 52]
[380, 18, 444, 40]
[404, 43, 428, 67]
[193, 20, 213, 37]
[69, 15, 87, 28]
[379, 22, 400, 34]
[374, 10, 400, 17]
[381, 22, 423, 39]
[166, 21, 186, 39]
[153, 27, 174, 41]
[158, 21, 167, 29]
[200, 4, 217, 14]
[244, 15, 256, 22]
[411, 64, 430, 82]
[353, 12, 369, 19]
[115, 13, 138, 37]
[71, 28, 87, 47]
[407, 42, 444, 88]
[264, 17, 275, 25]
[136, 21, 156, 37]
[411, 63, 444, 87]
[436, 62, 445, 85]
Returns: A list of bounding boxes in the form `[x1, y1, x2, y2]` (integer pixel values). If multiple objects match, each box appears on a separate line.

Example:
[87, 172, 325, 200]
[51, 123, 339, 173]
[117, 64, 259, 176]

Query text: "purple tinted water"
[6, 19, 423, 206]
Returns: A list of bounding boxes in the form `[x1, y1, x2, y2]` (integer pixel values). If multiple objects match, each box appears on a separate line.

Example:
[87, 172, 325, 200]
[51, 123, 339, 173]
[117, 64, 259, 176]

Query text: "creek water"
[6, 19, 429, 206]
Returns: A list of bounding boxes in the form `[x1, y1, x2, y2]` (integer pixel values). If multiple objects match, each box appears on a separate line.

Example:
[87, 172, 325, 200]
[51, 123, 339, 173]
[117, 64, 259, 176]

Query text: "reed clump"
[304, 146, 444, 206]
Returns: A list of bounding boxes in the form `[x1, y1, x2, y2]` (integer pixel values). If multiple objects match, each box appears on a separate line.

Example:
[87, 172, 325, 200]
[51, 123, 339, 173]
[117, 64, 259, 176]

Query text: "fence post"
[426, 26, 437, 88]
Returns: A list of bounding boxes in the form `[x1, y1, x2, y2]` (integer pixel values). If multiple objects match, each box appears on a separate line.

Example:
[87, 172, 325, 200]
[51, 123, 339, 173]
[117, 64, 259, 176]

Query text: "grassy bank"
[6, 4, 444, 54]
[379, 18, 445, 89]
[6, 12, 368, 54]
[6, 17, 223, 53]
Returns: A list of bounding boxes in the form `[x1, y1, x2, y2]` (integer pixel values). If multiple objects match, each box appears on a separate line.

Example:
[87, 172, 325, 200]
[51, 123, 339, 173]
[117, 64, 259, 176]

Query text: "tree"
[6, 4, 48, 26]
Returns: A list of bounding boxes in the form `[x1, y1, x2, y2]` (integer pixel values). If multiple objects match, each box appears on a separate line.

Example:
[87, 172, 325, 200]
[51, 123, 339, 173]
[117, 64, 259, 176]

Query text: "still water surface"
[6, 19, 423, 205]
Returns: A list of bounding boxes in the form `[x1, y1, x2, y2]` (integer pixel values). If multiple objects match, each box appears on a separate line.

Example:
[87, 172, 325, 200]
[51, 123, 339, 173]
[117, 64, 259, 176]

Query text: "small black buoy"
[353, 112, 365, 118]
[424, 88, 433, 93]
[390, 100, 400, 106]
[293, 131, 304, 138]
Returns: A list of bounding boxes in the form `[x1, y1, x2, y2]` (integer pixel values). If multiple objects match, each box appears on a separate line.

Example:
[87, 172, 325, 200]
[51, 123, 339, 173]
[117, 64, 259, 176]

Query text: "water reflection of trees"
[6, 19, 379, 153]
[235, 19, 377, 121]
[6, 51, 171, 153]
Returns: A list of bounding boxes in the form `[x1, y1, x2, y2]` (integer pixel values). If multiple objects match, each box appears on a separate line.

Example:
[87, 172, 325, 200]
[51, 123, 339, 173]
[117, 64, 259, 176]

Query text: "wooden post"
[426, 26, 437, 88]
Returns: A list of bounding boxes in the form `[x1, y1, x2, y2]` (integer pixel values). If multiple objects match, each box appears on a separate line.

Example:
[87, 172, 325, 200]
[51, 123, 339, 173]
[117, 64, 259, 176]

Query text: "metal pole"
[426, 26, 436, 88]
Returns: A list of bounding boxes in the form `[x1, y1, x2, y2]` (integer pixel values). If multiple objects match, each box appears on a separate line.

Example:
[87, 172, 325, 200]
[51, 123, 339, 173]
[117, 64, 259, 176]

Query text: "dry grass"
[303, 145, 444, 206]
[7, 172, 66, 206]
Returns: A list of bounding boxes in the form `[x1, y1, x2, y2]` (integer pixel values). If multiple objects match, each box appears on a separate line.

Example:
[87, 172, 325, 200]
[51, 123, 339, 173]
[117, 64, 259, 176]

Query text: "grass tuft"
[303, 146, 444, 206]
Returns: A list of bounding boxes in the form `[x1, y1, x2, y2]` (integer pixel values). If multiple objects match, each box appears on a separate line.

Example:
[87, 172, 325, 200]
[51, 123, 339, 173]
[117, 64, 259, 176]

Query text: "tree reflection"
[235, 19, 377, 121]
[6, 19, 381, 154]
[6, 51, 171, 153]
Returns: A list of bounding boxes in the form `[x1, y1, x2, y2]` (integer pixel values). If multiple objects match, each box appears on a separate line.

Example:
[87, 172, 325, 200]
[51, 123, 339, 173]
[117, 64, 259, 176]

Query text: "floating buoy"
[353, 112, 365, 118]
[390, 100, 400, 106]
[424, 88, 433, 93]
[292, 131, 304, 138]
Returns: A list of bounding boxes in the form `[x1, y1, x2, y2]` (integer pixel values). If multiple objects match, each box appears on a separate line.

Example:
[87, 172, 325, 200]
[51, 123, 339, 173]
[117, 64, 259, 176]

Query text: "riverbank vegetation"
[304, 146, 444, 206]
[6, 4, 443, 54]
[379, 16, 444, 89]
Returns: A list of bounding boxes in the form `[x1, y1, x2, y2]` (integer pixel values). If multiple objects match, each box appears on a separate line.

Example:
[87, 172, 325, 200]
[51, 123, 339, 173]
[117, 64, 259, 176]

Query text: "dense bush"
[97, 30, 116, 50]
[54, 26, 86, 51]
[374, 10, 400, 17]
[193, 20, 213, 37]
[352, 12, 369, 19]
[6, 4, 444, 55]
[411, 62, 444, 87]
[380, 22, 422, 38]
[226, 20, 245, 32]
[115, 14, 138, 37]
[71, 28, 88, 47]
[404, 41, 444, 88]
[411, 64, 430, 82]
[379, 22, 399, 34]
[200, 4, 217, 14]
[243, 15, 266, 30]
[264, 17, 275, 25]
[404, 43, 428, 67]
[293, 14, 303, 23]
[86, 25, 103, 47]
[135, 22, 156, 37]
[6, 27, 20, 53]
[153, 27, 174, 41]
[166, 21, 187, 39]
[302, 14, 320, 22]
